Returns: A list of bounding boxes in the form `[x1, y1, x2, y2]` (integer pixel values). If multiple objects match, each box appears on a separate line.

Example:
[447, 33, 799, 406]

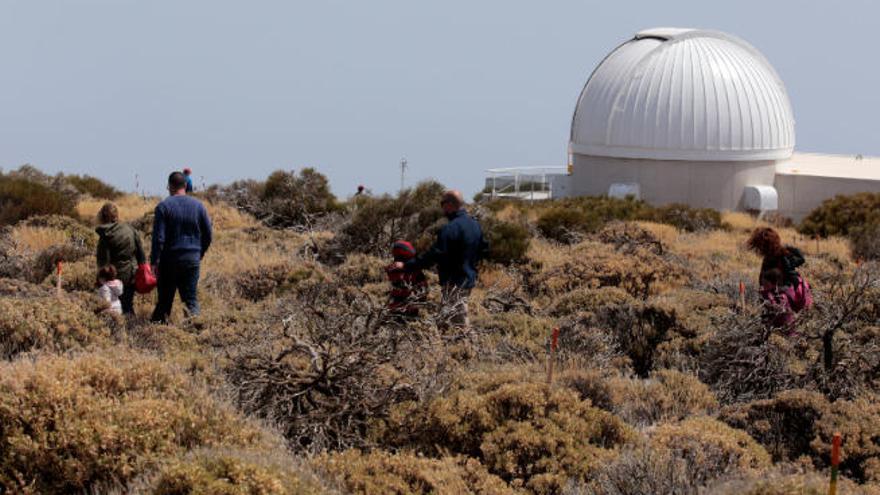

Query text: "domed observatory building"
[569, 28, 795, 212]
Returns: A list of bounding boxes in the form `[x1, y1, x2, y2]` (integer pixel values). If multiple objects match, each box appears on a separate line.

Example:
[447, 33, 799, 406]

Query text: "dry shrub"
[536, 207, 597, 243]
[42, 259, 96, 292]
[379, 368, 636, 493]
[232, 262, 317, 301]
[0, 292, 111, 359]
[650, 417, 771, 477]
[226, 286, 446, 452]
[130, 448, 328, 495]
[590, 300, 680, 378]
[596, 221, 664, 255]
[721, 390, 880, 483]
[0, 277, 53, 298]
[812, 397, 880, 483]
[607, 369, 718, 427]
[203, 199, 259, 230]
[33, 242, 92, 282]
[698, 310, 802, 404]
[546, 286, 632, 318]
[313, 449, 514, 495]
[580, 447, 708, 495]
[709, 469, 880, 495]
[560, 369, 716, 427]
[0, 349, 272, 494]
[526, 240, 687, 299]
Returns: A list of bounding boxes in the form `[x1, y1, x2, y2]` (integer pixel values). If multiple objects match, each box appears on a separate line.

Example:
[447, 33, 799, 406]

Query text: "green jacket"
[96, 222, 145, 284]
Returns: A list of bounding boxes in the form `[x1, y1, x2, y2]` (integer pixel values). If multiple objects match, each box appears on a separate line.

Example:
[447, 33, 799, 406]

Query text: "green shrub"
[0, 349, 272, 494]
[646, 203, 725, 232]
[536, 207, 596, 243]
[484, 220, 530, 264]
[218, 169, 341, 229]
[799, 192, 880, 238]
[313, 450, 515, 495]
[332, 181, 445, 259]
[63, 174, 121, 200]
[0, 175, 78, 226]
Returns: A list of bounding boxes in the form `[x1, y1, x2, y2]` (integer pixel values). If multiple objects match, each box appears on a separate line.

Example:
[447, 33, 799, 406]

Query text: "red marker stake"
[547, 327, 560, 385]
[739, 280, 746, 311]
[55, 260, 63, 298]
[830, 432, 841, 495]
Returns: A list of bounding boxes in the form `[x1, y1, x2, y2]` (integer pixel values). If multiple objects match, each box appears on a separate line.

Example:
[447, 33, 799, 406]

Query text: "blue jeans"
[151, 260, 200, 322]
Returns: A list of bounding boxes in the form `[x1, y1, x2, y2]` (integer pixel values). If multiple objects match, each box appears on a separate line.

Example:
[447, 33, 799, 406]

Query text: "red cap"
[392, 240, 416, 260]
[183, 167, 192, 174]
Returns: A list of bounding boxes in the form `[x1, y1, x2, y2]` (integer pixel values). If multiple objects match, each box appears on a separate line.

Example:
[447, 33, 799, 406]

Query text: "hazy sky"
[1, 0, 877, 197]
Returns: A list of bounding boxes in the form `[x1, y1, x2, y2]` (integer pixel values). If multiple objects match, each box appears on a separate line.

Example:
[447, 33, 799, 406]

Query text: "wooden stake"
[55, 260, 63, 298]
[547, 327, 560, 385]
[829, 432, 841, 495]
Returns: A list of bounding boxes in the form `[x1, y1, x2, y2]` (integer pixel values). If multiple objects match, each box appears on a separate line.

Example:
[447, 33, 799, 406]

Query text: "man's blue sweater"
[406, 209, 488, 289]
[150, 195, 212, 265]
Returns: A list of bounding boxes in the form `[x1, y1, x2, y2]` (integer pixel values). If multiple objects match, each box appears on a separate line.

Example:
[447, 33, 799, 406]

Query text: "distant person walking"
[183, 167, 194, 194]
[150, 171, 212, 322]
[396, 190, 488, 329]
[95, 202, 145, 315]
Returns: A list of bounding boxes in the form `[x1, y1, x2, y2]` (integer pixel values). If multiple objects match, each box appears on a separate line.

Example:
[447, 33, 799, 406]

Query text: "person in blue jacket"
[395, 190, 488, 329]
[150, 171, 212, 322]
[183, 167, 194, 194]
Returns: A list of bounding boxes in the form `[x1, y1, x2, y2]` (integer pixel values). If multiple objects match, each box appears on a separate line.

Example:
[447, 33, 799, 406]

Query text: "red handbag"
[135, 264, 157, 294]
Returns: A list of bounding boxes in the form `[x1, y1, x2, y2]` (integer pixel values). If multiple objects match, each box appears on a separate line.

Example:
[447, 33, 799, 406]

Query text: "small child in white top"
[96, 265, 124, 315]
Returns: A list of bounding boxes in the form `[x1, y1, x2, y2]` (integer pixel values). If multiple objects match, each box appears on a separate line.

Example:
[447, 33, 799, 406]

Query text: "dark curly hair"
[746, 227, 785, 258]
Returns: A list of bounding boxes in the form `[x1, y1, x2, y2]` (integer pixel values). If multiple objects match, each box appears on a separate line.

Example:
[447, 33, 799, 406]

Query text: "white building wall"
[775, 174, 880, 222]
[571, 154, 777, 211]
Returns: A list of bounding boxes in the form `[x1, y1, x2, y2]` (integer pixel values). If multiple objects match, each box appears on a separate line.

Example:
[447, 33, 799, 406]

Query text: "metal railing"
[484, 166, 568, 201]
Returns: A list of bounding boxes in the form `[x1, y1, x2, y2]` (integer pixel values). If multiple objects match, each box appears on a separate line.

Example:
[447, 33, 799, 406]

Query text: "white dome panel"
[571, 29, 795, 161]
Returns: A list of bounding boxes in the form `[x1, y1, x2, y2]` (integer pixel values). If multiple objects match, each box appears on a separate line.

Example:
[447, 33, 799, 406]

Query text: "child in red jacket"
[386, 240, 428, 317]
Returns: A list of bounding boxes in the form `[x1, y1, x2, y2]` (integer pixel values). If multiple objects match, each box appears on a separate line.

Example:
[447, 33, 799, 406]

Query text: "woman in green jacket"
[96, 202, 145, 315]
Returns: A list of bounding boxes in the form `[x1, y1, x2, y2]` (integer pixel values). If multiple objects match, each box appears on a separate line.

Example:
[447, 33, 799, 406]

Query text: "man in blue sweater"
[396, 190, 488, 329]
[150, 171, 212, 322]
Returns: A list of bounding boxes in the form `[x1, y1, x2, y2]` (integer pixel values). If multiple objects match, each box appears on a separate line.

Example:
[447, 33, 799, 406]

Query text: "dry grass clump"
[130, 448, 328, 495]
[334, 253, 387, 286]
[204, 199, 259, 230]
[42, 259, 96, 291]
[0, 292, 111, 359]
[7, 225, 69, 253]
[471, 311, 555, 358]
[77, 194, 157, 223]
[313, 449, 514, 495]
[379, 367, 636, 493]
[20, 214, 98, 249]
[580, 446, 710, 495]
[0, 349, 273, 494]
[546, 286, 632, 318]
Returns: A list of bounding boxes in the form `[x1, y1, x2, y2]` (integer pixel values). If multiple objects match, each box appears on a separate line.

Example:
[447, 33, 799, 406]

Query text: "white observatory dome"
[570, 28, 795, 161]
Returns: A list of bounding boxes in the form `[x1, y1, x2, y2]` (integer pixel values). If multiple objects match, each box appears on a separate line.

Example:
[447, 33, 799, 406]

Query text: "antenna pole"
[400, 157, 408, 193]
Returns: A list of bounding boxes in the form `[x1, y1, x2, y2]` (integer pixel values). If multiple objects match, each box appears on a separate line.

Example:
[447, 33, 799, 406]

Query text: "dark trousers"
[151, 260, 201, 323]
[120, 280, 136, 315]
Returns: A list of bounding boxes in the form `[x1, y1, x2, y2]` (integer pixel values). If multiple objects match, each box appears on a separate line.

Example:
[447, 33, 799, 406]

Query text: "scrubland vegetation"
[2, 165, 880, 494]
